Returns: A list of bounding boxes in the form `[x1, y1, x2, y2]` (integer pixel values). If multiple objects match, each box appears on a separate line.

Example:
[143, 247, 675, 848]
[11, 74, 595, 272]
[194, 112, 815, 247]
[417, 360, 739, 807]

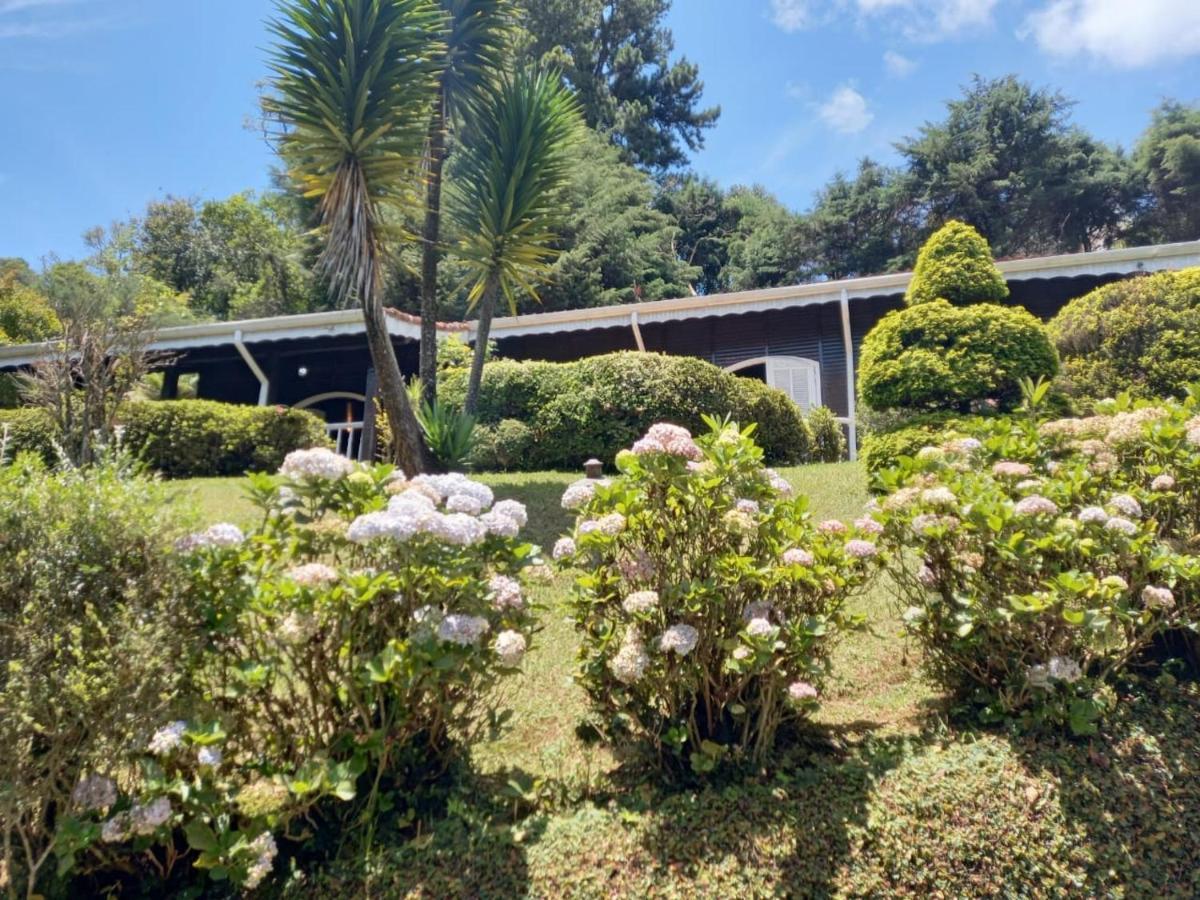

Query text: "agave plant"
[448, 66, 583, 414]
[266, 0, 441, 472]
[416, 399, 478, 469]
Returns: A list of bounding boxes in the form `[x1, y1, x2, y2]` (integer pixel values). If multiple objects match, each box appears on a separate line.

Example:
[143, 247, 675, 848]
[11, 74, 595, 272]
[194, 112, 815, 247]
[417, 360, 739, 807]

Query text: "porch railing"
[328, 422, 364, 460]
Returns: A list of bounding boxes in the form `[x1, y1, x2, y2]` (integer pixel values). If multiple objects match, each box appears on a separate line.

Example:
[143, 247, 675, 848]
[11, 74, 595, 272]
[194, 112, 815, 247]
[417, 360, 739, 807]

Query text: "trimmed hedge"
[906, 220, 1009, 307]
[1049, 267, 1200, 406]
[121, 400, 330, 478]
[0, 401, 330, 478]
[442, 352, 824, 470]
[858, 300, 1059, 414]
[860, 412, 969, 473]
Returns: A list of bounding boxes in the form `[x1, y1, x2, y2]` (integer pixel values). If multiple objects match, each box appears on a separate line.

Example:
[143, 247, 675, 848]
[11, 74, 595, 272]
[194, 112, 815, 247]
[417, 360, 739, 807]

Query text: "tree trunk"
[419, 85, 448, 407]
[361, 298, 433, 474]
[464, 276, 498, 416]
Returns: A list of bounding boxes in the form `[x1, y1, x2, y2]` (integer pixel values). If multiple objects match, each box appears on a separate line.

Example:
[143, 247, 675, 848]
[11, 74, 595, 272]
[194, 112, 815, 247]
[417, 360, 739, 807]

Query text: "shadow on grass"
[1008, 680, 1200, 899]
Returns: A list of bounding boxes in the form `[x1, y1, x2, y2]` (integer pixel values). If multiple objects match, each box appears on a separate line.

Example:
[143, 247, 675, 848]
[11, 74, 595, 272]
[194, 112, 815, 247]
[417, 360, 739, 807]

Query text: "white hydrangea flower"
[1141, 585, 1175, 610]
[787, 681, 818, 703]
[72, 774, 117, 811]
[782, 548, 814, 567]
[1047, 656, 1083, 684]
[659, 623, 699, 656]
[845, 539, 878, 559]
[480, 510, 521, 538]
[494, 630, 527, 666]
[488, 574, 524, 611]
[413, 473, 494, 509]
[130, 796, 172, 835]
[438, 614, 490, 646]
[492, 499, 528, 528]
[197, 747, 223, 768]
[1108, 494, 1143, 519]
[446, 493, 484, 515]
[764, 468, 794, 497]
[148, 721, 187, 755]
[279, 447, 356, 481]
[278, 611, 318, 646]
[633, 423, 702, 460]
[735, 498, 760, 515]
[552, 537, 577, 561]
[101, 813, 132, 844]
[1104, 516, 1138, 536]
[817, 519, 847, 534]
[287, 563, 338, 588]
[917, 565, 938, 588]
[178, 523, 245, 552]
[1077, 506, 1109, 525]
[1014, 495, 1058, 517]
[854, 516, 884, 536]
[425, 512, 487, 546]
[993, 461, 1033, 478]
[347, 511, 421, 543]
[561, 479, 597, 510]
[597, 513, 627, 536]
[609, 630, 650, 684]
[622, 590, 660, 614]
[1151, 474, 1176, 492]
[746, 617, 777, 639]
[243, 832, 278, 890]
[410, 604, 443, 641]
[920, 487, 957, 508]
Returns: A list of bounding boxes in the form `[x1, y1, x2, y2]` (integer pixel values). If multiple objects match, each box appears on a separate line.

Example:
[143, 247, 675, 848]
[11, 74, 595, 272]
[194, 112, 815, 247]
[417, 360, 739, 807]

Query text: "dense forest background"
[3, 0, 1198, 339]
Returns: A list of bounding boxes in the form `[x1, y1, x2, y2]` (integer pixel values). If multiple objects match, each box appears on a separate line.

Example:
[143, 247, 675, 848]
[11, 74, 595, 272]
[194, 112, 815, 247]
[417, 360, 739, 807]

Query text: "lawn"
[177, 464, 1200, 898]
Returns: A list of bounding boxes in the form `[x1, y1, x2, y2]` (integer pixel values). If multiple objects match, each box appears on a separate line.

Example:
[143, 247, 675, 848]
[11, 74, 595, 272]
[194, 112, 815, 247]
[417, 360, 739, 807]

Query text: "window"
[725, 356, 822, 415]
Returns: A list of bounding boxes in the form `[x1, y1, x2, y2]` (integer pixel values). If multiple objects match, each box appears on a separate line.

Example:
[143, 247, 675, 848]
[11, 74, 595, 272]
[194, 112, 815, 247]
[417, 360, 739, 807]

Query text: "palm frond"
[440, 0, 514, 121]
[448, 66, 583, 313]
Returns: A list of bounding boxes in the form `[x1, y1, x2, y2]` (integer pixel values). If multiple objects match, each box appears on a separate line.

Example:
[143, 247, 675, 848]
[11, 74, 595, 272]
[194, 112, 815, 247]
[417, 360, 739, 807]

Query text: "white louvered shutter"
[766, 357, 822, 415]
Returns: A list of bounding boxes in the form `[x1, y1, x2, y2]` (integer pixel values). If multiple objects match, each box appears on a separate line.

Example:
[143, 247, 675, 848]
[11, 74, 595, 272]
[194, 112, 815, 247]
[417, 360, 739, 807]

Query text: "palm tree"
[267, 0, 440, 472]
[449, 68, 583, 414]
[418, 0, 512, 407]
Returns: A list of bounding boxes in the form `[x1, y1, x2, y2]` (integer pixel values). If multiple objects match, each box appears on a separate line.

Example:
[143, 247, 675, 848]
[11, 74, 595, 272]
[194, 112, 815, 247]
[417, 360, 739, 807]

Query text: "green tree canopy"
[0, 271, 60, 344]
[905, 220, 1009, 307]
[514, 0, 719, 169]
[1130, 101, 1200, 244]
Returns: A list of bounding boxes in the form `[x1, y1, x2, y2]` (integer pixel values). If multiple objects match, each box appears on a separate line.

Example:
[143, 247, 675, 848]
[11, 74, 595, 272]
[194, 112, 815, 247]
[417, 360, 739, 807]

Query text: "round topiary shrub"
[859, 300, 1059, 414]
[805, 405, 847, 463]
[1049, 268, 1200, 407]
[906, 220, 1010, 307]
[555, 420, 878, 775]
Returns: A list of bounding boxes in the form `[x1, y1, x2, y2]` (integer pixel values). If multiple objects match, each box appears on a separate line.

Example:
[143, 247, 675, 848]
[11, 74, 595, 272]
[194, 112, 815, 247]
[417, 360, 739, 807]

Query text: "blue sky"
[2, 0, 1198, 266]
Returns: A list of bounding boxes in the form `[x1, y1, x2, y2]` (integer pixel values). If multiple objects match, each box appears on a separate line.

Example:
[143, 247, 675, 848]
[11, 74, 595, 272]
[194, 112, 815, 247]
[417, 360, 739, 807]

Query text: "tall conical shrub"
[906, 220, 1009, 307]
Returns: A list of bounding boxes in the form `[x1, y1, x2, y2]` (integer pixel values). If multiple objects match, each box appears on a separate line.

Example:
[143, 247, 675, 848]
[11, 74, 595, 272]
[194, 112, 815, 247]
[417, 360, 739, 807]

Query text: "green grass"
[178, 464, 1200, 898]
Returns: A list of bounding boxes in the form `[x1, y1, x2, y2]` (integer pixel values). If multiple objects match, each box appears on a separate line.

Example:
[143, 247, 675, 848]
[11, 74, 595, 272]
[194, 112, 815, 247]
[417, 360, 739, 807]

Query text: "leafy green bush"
[0, 453, 191, 895]
[873, 413, 1200, 734]
[442, 352, 817, 470]
[121, 399, 330, 478]
[860, 412, 975, 473]
[905, 220, 1009, 307]
[806, 405, 846, 462]
[555, 420, 877, 775]
[858, 300, 1059, 414]
[0, 407, 57, 462]
[468, 419, 534, 471]
[1049, 268, 1200, 407]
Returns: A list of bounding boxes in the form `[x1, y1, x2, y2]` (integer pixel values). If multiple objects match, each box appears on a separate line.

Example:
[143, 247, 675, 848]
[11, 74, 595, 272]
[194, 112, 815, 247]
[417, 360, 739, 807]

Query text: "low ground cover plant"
[555, 419, 879, 774]
[874, 404, 1200, 734]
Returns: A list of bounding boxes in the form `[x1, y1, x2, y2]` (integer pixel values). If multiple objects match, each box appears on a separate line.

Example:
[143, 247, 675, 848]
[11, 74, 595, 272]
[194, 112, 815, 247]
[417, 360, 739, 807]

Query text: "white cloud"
[818, 85, 874, 134]
[769, 0, 810, 32]
[1023, 0, 1200, 68]
[883, 49, 916, 76]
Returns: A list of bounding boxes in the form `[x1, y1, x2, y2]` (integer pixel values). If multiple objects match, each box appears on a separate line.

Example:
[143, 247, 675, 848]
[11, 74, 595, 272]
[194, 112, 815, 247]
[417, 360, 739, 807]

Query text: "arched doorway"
[725, 356, 822, 414]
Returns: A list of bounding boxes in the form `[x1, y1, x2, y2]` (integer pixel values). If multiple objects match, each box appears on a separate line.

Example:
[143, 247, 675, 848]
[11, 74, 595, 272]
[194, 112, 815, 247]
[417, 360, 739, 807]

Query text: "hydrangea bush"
[163, 449, 539, 879]
[557, 420, 879, 775]
[873, 410, 1200, 735]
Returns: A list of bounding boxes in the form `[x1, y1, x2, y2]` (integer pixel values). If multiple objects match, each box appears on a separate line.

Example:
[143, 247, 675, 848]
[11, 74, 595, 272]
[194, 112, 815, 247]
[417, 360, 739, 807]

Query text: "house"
[3, 240, 1199, 461]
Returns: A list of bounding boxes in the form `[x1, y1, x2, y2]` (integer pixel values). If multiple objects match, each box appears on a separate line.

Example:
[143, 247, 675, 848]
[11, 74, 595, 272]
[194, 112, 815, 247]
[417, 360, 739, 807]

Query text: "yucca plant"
[418, 0, 514, 405]
[266, 0, 441, 472]
[416, 398, 478, 468]
[449, 66, 583, 414]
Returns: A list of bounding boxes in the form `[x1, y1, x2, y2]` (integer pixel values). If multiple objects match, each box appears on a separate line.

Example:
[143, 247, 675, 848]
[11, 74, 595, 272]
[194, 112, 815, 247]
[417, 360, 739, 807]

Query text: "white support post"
[839, 289, 858, 462]
[630, 311, 646, 352]
[233, 329, 270, 407]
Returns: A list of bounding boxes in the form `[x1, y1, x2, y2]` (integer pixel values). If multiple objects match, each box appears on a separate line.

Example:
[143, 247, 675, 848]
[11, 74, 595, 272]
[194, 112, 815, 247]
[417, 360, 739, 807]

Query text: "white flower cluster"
[279, 447, 356, 481]
[944, 437, 983, 455]
[854, 516, 884, 536]
[552, 537, 577, 560]
[102, 796, 173, 843]
[921, 486, 957, 508]
[494, 630, 527, 666]
[781, 548, 814, 567]
[817, 519, 846, 534]
[1151, 474, 1176, 492]
[412, 472, 495, 509]
[1027, 656, 1083, 689]
[278, 611, 319, 646]
[488, 574, 524, 611]
[1187, 415, 1200, 447]
[579, 512, 626, 537]
[197, 746, 223, 768]
[177, 522, 246, 552]
[1014, 495, 1058, 517]
[746, 617, 777, 639]
[1108, 494, 1142, 519]
[622, 590, 659, 615]
[659, 623, 699, 656]
[243, 832, 279, 890]
[845, 539, 878, 559]
[610, 630, 650, 684]
[148, 721, 187, 755]
[72, 774, 117, 811]
[1077, 506, 1108, 525]
[1141, 585, 1175, 610]
[288, 562, 339, 587]
[787, 681, 818, 703]
[993, 460, 1033, 479]
[1104, 516, 1138, 536]
[347, 478, 521, 547]
[631, 423, 703, 460]
[562, 478, 605, 509]
[765, 468, 794, 497]
[437, 614, 490, 646]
